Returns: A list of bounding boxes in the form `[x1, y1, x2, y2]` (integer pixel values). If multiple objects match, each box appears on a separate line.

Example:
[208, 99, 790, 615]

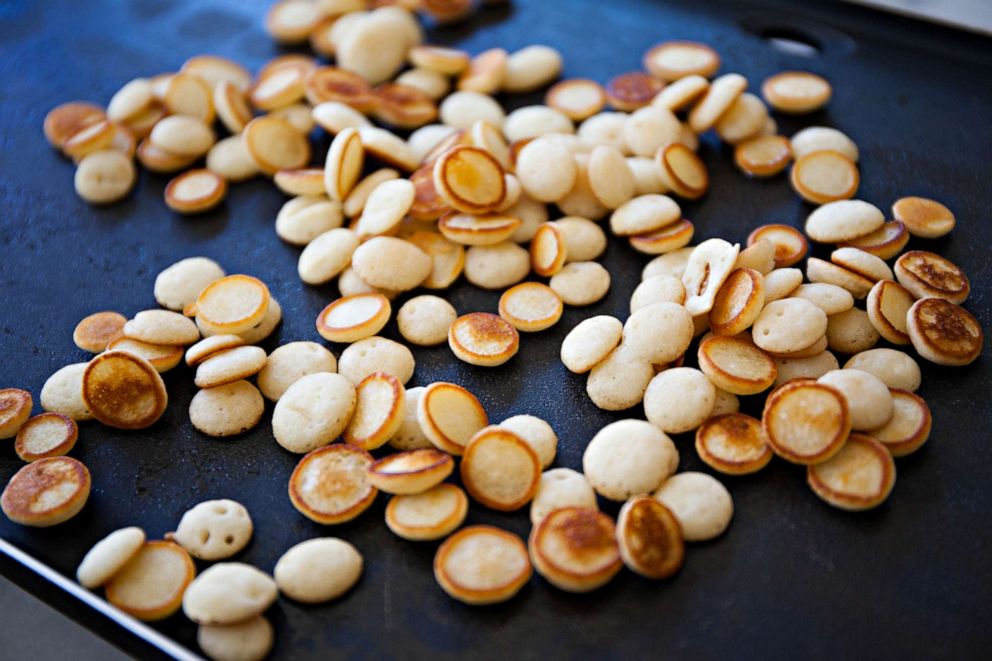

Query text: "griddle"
[1, 0, 991, 658]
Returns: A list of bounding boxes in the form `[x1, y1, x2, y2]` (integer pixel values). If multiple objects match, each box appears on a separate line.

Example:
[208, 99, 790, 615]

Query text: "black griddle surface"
[1, 0, 991, 658]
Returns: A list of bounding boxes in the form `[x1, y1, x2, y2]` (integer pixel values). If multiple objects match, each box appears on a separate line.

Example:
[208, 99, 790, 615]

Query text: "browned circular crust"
[418, 382, 489, 455]
[628, 219, 695, 255]
[762, 71, 832, 113]
[708, 268, 766, 336]
[368, 449, 454, 495]
[343, 372, 405, 451]
[761, 380, 851, 465]
[0, 388, 34, 439]
[838, 221, 909, 260]
[545, 78, 607, 121]
[734, 135, 793, 178]
[894, 250, 970, 304]
[409, 163, 452, 221]
[498, 282, 564, 332]
[865, 279, 913, 345]
[433, 525, 532, 605]
[44, 102, 107, 150]
[305, 66, 375, 110]
[460, 427, 540, 511]
[907, 298, 983, 366]
[605, 72, 664, 111]
[696, 413, 773, 475]
[82, 351, 168, 430]
[433, 145, 506, 214]
[385, 484, 468, 541]
[194, 274, 271, 332]
[643, 41, 721, 80]
[529, 507, 622, 593]
[288, 444, 378, 525]
[448, 312, 520, 367]
[242, 115, 311, 175]
[698, 335, 777, 395]
[1, 456, 91, 526]
[373, 83, 438, 129]
[871, 389, 931, 457]
[73, 311, 127, 353]
[616, 496, 685, 579]
[164, 169, 228, 214]
[746, 224, 808, 268]
[104, 540, 196, 621]
[658, 143, 709, 200]
[530, 223, 568, 276]
[315, 294, 391, 344]
[807, 433, 896, 511]
[790, 150, 859, 204]
[14, 413, 79, 462]
[438, 211, 521, 246]
[891, 196, 955, 238]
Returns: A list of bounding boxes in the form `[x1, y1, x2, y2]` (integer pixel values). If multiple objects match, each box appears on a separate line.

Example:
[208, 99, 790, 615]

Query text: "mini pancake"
[337, 336, 415, 386]
[807, 433, 896, 511]
[560, 315, 623, 374]
[606, 72, 664, 111]
[354, 178, 415, 238]
[790, 150, 859, 205]
[791, 126, 859, 161]
[185, 334, 245, 367]
[250, 65, 307, 111]
[409, 44, 470, 75]
[198, 616, 274, 661]
[194, 346, 267, 389]
[498, 282, 563, 332]
[746, 224, 807, 268]
[438, 212, 521, 246]
[550, 261, 612, 306]
[324, 127, 365, 205]
[74, 149, 136, 204]
[696, 412, 773, 475]
[457, 48, 508, 94]
[288, 444, 377, 525]
[397, 295, 458, 347]
[408, 163, 451, 222]
[373, 82, 439, 129]
[272, 372, 355, 453]
[433, 145, 506, 214]
[793, 283, 855, 316]
[622, 302, 693, 365]
[417, 382, 488, 455]
[762, 71, 831, 113]
[643, 40, 720, 80]
[77, 526, 146, 589]
[530, 223, 568, 277]
[274, 537, 363, 604]
[698, 336, 777, 395]
[73, 311, 127, 353]
[14, 413, 78, 462]
[434, 525, 531, 605]
[0, 388, 33, 440]
[345, 168, 400, 219]
[169, 499, 253, 561]
[343, 372, 405, 451]
[193, 275, 271, 335]
[350, 236, 432, 292]
[610, 194, 681, 237]
[826, 308, 881, 355]
[764, 268, 803, 302]
[82, 351, 168, 429]
[631, 275, 687, 311]
[368, 448, 453, 495]
[529, 507, 622, 593]
[469, 119, 511, 170]
[892, 196, 955, 238]
[460, 426, 540, 511]
[189, 380, 265, 438]
[305, 67, 375, 110]
[448, 312, 520, 367]
[1, 456, 91, 527]
[907, 298, 983, 367]
[40, 363, 93, 421]
[106, 337, 184, 373]
[257, 341, 337, 402]
[44, 101, 106, 150]
[682, 238, 740, 316]
[515, 136, 578, 202]
[242, 115, 309, 175]
[586, 417, 680, 496]
[586, 344, 654, 411]
[866, 280, 914, 345]
[805, 199, 885, 243]
[772, 351, 840, 386]
[385, 483, 468, 541]
[546, 78, 607, 121]
[806, 257, 874, 299]
[656, 143, 708, 200]
[150, 115, 214, 158]
[734, 239, 776, 275]
[688, 73, 747, 132]
[628, 218, 694, 255]
[753, 298, 829, 354]
[274, 168, 325, 197]
[123, 310, 200, 346]
[831, 247, 893, 284]
[838, 221, 909, 260]
[154, 256, 225, 313]
[63, 119, 115, 162]
[530, 468, 598, 525]
[182, 562, 277, 625]
[137, 139, 197, 173]
[715, 92, 768, 144]
[316, 294, 391, 344]
[163, 72, 214, 123]
[894, 251, 970, 304]
[213, 80, 253, 134]
[653, 472, 733, 542]
[708, 268, 765, 336]
[734, 134, 793, 177]
[105, 541, 195, 621]
[844, 348, 921, 392]
[616, 496, 684, 580]
[762, 380, 850, 465]
[297, 228, 360, 286]
[868, 389, 931, 457]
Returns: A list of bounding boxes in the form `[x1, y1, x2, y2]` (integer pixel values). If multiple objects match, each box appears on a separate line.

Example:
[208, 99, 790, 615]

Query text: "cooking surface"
[1, 0, 991, 658]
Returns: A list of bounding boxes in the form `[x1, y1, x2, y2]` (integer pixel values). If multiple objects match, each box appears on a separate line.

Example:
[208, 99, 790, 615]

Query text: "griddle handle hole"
[760, 28, 821, 57]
